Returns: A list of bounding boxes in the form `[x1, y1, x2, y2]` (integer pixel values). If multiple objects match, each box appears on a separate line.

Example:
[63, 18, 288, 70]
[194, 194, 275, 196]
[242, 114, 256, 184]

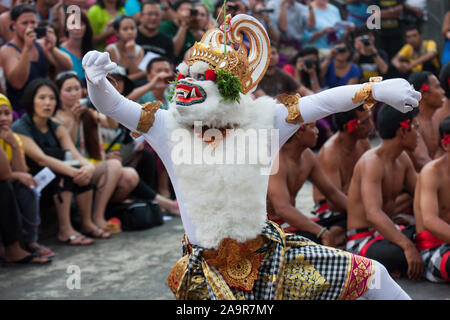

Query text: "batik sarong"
[168, 220, 375, 300]
[415, 230, 450, 283]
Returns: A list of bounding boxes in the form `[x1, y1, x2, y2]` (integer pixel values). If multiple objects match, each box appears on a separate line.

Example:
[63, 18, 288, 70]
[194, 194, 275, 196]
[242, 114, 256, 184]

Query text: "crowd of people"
[0, 0, 448, 285]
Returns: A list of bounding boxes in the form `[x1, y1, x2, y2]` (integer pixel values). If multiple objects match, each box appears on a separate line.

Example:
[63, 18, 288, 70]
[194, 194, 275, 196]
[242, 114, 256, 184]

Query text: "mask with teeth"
[167, 14, 270, 130]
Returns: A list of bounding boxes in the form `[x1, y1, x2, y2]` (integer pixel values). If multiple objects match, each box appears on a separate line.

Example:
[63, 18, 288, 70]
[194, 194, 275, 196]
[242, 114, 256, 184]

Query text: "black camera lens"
[228, 4, 238, 11]
[304, 58, 314, 69]
[190, 8, 198, 16]
[361, 35, 371, 46]
[336, 47, 347, 53]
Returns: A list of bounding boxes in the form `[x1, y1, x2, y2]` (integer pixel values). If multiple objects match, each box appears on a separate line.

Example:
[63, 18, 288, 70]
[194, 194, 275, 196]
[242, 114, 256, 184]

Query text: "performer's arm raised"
[82, 51, 167, 150]
[275, 79, 422, 146]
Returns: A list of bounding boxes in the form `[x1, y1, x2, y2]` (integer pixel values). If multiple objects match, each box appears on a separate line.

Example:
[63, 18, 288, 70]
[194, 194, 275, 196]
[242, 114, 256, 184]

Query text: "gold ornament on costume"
[276, 93, 304, 124]
[131, 101, 162, 138]
[202, 236, 264, 292]
[187, 14, 271, 94]
[352, 76, 382, 110]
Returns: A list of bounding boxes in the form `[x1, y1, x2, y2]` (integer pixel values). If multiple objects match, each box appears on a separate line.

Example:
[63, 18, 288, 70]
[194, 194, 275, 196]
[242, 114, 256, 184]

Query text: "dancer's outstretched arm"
[275, 79, 422, 146]
[82, 51, 167, 149]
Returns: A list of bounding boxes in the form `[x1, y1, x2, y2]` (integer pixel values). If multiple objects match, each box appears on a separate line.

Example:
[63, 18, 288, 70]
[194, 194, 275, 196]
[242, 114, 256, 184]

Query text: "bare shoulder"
[317, 134, 339, 163]
[357, 148, 384, 176]
[419, 157, 442, 182]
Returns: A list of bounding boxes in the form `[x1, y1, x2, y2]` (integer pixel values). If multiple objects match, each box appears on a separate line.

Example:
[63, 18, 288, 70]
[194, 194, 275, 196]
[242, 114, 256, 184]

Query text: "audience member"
[0, 147, 51, 264]
[0, 4, 72, 113]
[434, 62, 450, 126]
[87, 0, 125, 51]
[191, 2, 213, 42]
[313, 106, 373, 244]
[267, 123, 347, 248]
[371, 0, 404, 60]
[158, 0, 197, 64]
[403, 0, 426, 27]
[283, 46, 322, 93]
[304, 0, 353, 51]
[106, 15, 145, 82]
[352, 26, 389, 82]
[248, 0, 279, 45]
[346, 105, 422, 279]
[441, 11, 450, 66]
[0, 93, 55, 258]
[413, 116, 450, 283]
[136, 56, 173, 108]
[53, 71, 143, 232]
[255, 44, 310, 98]
[12, 78, 106, 245]
[34, 0, 57, 23]
[59, 11, 94, 84]
[391, 24, 440, 78]
[136, 0, 174, 63]
[0, 0, 34, 44]
[320, 41, 361, 88]
[266, 0, 314, 63]
[345, 0, 369, 27]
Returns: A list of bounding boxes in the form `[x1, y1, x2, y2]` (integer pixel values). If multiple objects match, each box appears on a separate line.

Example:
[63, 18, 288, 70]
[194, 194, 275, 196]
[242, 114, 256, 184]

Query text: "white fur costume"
[83, 14, 419, 300]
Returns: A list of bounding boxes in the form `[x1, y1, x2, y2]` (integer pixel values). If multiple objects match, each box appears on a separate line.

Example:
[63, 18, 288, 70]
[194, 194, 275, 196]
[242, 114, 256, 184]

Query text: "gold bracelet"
[276, 93, 304, 124]
[132, 101, 162, 138]
[351, 77, 382, 110]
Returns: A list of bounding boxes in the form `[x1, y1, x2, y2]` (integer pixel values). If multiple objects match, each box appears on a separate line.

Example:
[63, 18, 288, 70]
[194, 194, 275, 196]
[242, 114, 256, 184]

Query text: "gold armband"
[276, 93, 304, 124]
[352, 77, 382, 110]
[131, 101, 162, 138]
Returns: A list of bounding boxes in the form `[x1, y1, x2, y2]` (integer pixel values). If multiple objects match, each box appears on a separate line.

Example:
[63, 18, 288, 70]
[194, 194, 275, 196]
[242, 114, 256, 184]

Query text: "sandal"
[60, 234, 94, 246]
[82, 227, 111, 239]
[4, 253, 51, 265]
[26, 244, 56, 258]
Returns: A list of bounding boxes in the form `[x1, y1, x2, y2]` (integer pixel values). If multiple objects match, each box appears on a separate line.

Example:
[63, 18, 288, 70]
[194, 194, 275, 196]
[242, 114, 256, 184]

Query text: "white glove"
[372, 78, 422, 113]
[82, 51, 117, 85]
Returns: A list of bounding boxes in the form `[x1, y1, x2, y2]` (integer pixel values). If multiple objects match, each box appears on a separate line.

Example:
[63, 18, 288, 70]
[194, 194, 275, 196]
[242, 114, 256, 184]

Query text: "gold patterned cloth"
[131, 101, 162, 138]
[167, 220, 375, 300]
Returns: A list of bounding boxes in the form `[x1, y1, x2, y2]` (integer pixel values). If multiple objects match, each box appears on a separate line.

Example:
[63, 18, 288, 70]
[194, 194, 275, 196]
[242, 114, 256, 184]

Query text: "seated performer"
[267, 122, 347, 248]
[83, 14, 419, 300]
[312, 106, 373, 245]
[408, 71, 446, 168]
[413, 116, 450, 283]
[346, 105, 424, 279]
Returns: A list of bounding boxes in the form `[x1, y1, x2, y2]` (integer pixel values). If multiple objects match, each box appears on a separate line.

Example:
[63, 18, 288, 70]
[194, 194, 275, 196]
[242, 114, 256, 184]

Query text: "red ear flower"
[205, 69, 217, 82]
[442, 133, 450, 146]
[420, 83, 429, 92]
[400, 119, 411, 130]
[347, 118, 358, 132]
[177, 73, 185, 81]
[299, 125, 305, 131]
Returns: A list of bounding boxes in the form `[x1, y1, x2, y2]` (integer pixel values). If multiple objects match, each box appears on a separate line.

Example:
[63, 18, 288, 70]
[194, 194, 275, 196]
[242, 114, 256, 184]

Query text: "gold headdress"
[187, 14, 270, 94]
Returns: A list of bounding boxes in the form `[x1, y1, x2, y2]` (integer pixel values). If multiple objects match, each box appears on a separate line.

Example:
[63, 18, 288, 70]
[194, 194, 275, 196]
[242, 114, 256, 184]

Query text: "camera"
[190, 8, 198, 16]
[79, 98, 90, 109]
[258, 8, 274, 13]
[361, 35, 371, 46]
[227, 4, 239, 12]
[336, 46, 347, 54]
[304, 57, 315, 69]
[34, 26, 47, 38]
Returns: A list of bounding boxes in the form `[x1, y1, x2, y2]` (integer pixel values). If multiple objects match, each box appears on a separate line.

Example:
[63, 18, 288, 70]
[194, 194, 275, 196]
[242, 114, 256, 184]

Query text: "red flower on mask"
[442, 133, 450, 146]
[400, 119, 411, 130]
[205, 69, 217, 82]
[347, 119, 358, 132]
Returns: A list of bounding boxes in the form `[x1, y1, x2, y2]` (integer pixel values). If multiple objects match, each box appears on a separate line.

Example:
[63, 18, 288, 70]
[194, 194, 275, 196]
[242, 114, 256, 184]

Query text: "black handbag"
[106, 200, 164, 231]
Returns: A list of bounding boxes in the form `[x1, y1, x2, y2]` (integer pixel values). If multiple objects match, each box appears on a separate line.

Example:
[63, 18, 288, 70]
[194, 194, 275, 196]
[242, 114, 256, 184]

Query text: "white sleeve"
[274, 84, 366, 146]
[87, 77, 168, 151]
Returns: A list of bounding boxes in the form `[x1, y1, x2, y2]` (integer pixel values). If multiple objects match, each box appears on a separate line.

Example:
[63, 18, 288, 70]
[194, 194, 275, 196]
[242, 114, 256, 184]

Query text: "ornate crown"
[187, 14, 270, 94]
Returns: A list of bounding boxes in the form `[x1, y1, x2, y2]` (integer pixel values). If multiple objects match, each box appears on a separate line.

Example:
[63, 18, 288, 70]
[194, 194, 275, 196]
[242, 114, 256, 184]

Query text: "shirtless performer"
[408, 71, 445, 170]
[267, 123, 347, 248]
[346, 105, 424, 279]
[413, 116, 450, 283]
[312, 106, 373, 245]
[433, 63, 450, 131]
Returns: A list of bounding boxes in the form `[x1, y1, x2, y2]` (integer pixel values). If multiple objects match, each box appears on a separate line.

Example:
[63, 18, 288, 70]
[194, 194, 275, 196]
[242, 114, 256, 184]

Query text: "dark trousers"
[0, 181, 22, 247]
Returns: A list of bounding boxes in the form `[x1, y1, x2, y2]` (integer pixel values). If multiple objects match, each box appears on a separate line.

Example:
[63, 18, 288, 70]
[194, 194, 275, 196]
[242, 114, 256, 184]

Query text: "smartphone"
[34, 26, 47, 38]
[79, 98, 89, 108]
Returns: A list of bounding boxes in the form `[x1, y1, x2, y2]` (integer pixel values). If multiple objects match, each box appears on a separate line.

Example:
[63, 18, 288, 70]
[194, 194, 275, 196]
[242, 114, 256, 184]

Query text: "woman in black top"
[12, 78, 111, 245]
